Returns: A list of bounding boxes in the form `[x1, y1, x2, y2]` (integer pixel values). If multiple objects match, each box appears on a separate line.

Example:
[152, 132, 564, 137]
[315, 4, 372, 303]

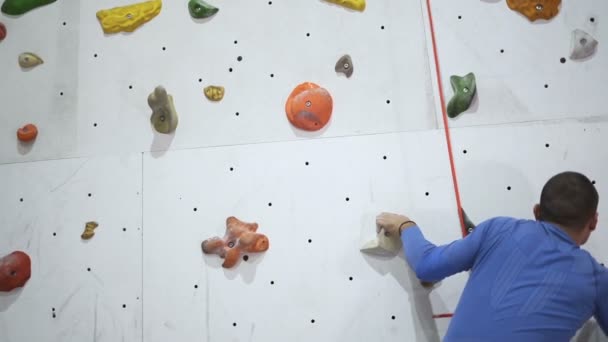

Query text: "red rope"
[425, 0, 466, 237]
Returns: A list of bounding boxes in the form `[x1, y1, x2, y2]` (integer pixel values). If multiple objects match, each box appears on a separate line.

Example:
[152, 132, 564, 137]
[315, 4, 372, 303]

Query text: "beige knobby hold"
[18, 52, 43, 68]
[204, 85, 225, 101]
[148, 86, 178, 134]
[360, 227, 402, 256]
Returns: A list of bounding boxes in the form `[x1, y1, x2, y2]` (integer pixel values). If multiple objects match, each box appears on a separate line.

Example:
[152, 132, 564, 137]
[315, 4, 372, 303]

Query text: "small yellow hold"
[96, 0, 162, 34]
[204, 85, 225, 101]
[81, 221, 99, 240]
[324, 0, 365, 11]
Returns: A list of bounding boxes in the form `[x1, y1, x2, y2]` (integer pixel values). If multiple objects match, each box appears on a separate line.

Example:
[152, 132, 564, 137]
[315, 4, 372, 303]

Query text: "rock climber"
[378, 171, 607, 341]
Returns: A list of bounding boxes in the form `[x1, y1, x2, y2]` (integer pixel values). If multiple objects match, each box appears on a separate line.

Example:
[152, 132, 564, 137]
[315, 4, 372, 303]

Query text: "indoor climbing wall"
[1, 0, 607, 341]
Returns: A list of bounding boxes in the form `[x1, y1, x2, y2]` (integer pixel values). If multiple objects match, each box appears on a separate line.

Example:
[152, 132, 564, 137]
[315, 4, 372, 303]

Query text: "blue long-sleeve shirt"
[402, 217, 608, 341]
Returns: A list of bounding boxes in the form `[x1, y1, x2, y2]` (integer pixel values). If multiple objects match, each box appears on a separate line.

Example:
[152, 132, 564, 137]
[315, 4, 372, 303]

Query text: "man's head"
[534, 171, 599, 245]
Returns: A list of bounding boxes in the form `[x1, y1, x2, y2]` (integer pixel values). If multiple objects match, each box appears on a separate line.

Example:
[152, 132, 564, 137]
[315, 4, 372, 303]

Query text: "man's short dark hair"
[539, 171, 599, 230]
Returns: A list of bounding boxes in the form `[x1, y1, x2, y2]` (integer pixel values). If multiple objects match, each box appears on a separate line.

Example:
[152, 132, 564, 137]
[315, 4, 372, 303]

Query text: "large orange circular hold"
[0, 251, 31, 292]
[17, 124, 38, 142]
[285, 82, 333, 131]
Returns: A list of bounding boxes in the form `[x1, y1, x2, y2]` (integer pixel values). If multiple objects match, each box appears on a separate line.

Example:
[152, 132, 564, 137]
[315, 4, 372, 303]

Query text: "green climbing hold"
[188, 0, 218, 19]
[1, 0, 57, 15]
[447, 73, 476, 118]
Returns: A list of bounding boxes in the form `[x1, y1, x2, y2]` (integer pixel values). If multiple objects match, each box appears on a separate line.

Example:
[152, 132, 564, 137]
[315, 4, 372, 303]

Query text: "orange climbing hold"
[285, 82, 333, 131]
[17, 124, 38, 142]
[506, 0, 561, 21]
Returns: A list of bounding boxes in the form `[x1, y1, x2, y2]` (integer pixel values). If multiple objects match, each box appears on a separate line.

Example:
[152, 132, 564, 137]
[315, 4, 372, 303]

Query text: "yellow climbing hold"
[324, 0, 365, 12]
[204, 86, 225, 101]
[96, 0, 162, 34]
[81, 221, 99, 240]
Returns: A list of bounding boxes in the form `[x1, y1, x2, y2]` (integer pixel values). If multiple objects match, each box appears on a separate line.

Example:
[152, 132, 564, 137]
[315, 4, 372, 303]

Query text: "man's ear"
[533, 204, 541, 220]
[590, 212, 599, 231]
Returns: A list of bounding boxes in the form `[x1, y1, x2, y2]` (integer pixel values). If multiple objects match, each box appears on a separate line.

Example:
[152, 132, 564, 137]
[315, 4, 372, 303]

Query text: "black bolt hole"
[345, 197, 350, 202]
[386, 99, 391, 104]
[19, 198, 23, 202]
[268, 202, 272, 207]
[229, 67, 233, 72]
[391, 315, 396, 320]
[270, 280, 275, 285]
[306, 33, 310, 37]
[458, 15, 462, 19]
[243, 255, 249, 261]
[268, 1, 272, 4]
[53, 232, 56, 236]
[94, 123, 98, 127]
[590, 17, 595, 23]
[123, 228, 127, 232]
[545, 143, 550, 148]
[383, 156, 387, 160]
[122, 304, 126, 308]
[198, 78, 202, 83]
[381, 25, 385, 30]
[88, 193, 92, 197]
[500, 49, 504, 53]
[592, 180, 596, 185]
[425, 192, 430, 196]
[62, 22, 66, 26]
[233, 322, 237, 327]
[311, 319, 315, 324]
[94, 53, 98, 58]
[234, 40, 238, 44]
[87, 268, 91, 272]
[270, 74, 275, 78]
[308, 239, 312, 243]
[305, 161, 309, 166]
[560, 57, 566, 64]
[237, 56, 243, 62]
[349, 276, 353, 281]
[193, 208, 197, 212]
[463, 149, 467, 154]
[129, 85, 133, 89]
[544, 84, 549, 89]
[194, 284, 198, 289]
[230, 167, 234, 171]
[235, 112, 240, 116]
[60, 92, 64, 96]
[162, 47, 166, 51]
[507, 186, 512, 191]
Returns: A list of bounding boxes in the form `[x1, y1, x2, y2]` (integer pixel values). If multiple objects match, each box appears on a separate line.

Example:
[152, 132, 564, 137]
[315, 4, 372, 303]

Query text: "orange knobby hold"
[17, 124, 38, 142]
[285, 82, 333, 131]
[201, 216, 270, 268]
[506, 0, 561, 21]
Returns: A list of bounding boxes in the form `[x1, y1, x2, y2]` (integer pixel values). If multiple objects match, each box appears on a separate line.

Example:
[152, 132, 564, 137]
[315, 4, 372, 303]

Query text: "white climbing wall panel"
[142, 131, 465, 342]
[0, 155, 142, 342]
[430, 0, 608, 127]
[1, 0, 608, 341]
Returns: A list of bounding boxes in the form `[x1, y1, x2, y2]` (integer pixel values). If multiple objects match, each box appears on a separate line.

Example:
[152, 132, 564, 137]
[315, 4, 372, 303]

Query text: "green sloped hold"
[1, 0, 57, 15]
[447, 72, 476, 118]
[188, 0, 218, 19]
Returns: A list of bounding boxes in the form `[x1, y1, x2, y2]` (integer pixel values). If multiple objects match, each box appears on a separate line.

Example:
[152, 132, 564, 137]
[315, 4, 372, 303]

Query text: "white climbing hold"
[570, 29, 598, 60]
[360, 228, 402, 256]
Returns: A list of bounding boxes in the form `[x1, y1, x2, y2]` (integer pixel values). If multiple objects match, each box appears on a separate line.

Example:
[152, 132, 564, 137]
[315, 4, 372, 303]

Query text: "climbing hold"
[360, 227, 401, 256]
[0, 251, 31, 292]
[188, 0, 218, 19]
[96, 0, 162, 34]
[335, 54, 354, 78]
[81, 221, 99, 240]
[285, 82, 333, 131]
[148, 86, 178, 134]
[570, 29, 598, 60]
[323, 0, 365, 12]
[0, 23, 6, 41]
[18, 52, 43, 68]
[1, 0, 56, 15]
[201, 216, 270, 269]
[204, 85, 225, 101]
[461, 208, 476, 236]
[16, 124, 38, 142]
[506, 0, 561, 21]
[447, 73, 476, 119]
